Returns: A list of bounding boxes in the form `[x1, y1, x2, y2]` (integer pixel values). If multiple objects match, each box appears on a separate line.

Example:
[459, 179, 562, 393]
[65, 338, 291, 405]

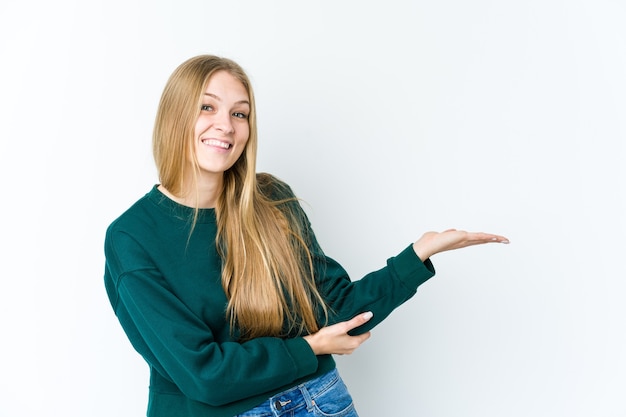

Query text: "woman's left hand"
[412, 229, 509, 261]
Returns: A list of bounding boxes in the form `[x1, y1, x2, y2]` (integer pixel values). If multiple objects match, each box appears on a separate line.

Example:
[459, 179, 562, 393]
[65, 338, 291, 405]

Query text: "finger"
[481, 233, 510, 243]
[493, 234, 510, 243]
[341, 311, 373, 333]
[466, 232, 509, 244]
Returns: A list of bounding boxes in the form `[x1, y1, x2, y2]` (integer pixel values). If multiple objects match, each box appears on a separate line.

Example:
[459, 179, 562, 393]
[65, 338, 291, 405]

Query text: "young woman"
[104, 55, 509, 417]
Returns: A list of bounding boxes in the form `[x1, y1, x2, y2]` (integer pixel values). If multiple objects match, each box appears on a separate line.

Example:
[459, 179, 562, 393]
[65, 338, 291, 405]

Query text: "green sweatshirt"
[104, 177, 435, 416]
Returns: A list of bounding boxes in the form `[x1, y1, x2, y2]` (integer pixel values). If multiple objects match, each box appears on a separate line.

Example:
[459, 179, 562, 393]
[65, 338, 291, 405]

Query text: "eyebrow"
[203, 93, 250, 106]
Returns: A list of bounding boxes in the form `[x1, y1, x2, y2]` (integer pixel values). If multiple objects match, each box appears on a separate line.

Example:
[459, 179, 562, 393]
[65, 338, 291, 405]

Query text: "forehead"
[204, 70, 249, 101]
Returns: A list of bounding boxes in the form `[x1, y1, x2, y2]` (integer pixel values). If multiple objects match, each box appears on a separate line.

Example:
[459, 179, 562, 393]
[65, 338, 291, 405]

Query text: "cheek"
[235, 133, 250, 159]
[240, 124, 250, 142]
[235, 125, 250, 147]
[195, 115, 210, 135]
[236, 138, 248, 157]
[193, 123, 203, 140]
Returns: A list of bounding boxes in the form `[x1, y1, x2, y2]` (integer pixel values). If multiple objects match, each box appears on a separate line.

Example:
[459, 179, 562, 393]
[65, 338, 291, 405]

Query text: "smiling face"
[193, 70, 251, 183]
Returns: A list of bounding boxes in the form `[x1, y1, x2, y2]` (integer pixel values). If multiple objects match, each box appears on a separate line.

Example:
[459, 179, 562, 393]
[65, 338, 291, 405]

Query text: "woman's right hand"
[303, 312, 373, 355]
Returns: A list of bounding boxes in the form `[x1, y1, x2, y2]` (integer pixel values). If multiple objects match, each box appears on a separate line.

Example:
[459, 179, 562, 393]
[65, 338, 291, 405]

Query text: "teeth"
[203, 139, 231, 149]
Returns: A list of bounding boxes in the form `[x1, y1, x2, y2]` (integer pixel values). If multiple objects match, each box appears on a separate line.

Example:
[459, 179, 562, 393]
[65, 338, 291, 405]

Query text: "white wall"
[1, 1, 625, 416]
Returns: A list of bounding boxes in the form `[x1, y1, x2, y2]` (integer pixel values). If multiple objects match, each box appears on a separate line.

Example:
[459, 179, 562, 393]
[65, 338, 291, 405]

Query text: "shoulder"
[256, 172, 315, 228]
[256, 172, 297, 201]
[105, 187, 159, 241]
[256, 172, 310, 221]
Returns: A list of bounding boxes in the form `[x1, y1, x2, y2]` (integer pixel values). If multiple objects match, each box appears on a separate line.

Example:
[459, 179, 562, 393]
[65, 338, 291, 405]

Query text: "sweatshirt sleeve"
[316, 244, 436, 335]
[104, 230, 318, 407]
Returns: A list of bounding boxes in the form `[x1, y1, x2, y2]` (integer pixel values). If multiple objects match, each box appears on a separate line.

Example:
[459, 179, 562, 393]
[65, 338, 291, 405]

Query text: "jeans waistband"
[268, 368, 340, 415]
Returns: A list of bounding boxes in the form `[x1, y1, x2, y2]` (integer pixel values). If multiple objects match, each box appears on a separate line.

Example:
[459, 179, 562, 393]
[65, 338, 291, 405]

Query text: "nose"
[214, 111, 234, 134]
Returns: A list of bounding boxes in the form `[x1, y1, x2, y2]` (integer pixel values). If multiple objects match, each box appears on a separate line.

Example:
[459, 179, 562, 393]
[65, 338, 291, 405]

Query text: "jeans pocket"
[311, 374, 357, 417]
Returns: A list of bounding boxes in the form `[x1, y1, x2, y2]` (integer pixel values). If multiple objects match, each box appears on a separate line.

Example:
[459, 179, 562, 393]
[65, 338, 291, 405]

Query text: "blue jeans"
[236, 368, 359, 417]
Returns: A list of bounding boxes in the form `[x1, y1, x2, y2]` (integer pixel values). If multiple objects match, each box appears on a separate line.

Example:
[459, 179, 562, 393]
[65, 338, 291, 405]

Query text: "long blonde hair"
[153, 55, 327, 340]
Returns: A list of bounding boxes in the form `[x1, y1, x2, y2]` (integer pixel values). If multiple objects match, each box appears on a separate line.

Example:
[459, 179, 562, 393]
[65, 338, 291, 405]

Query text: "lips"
[202, 138, 232, 149]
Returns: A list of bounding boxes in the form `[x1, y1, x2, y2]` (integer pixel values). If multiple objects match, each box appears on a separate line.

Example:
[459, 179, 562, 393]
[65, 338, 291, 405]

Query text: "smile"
[202, 138, 232, 149]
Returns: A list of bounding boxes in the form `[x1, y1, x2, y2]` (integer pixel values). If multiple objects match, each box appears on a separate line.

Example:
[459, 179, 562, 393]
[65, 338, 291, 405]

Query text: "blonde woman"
[104, 55, 509, 417]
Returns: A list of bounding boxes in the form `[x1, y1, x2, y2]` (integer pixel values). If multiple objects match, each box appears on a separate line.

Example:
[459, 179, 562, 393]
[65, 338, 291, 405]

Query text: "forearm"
[318, 244, 435, 334]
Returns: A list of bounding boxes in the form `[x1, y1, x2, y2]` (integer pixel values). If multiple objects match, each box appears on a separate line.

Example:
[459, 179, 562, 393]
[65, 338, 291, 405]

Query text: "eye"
[200, 104, 213, 112]
[233, 112, 248, 119]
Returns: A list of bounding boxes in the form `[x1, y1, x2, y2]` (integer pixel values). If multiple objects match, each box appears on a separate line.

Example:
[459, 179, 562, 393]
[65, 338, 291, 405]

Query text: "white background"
[1, 1, 625, 416]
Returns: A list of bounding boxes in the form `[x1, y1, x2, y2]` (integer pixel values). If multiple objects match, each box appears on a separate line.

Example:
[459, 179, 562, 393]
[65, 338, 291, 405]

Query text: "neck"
[158, 174, 223, 209]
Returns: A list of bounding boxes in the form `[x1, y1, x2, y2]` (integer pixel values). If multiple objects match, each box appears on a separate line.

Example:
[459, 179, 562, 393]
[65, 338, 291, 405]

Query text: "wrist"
[303, 334, 320, 355]
[412, 241, 431, 262]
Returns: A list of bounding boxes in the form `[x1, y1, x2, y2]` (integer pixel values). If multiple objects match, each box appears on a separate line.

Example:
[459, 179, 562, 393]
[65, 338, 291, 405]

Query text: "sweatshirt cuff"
[284, 337, 318, 378]
[389, 244, 436, 291]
